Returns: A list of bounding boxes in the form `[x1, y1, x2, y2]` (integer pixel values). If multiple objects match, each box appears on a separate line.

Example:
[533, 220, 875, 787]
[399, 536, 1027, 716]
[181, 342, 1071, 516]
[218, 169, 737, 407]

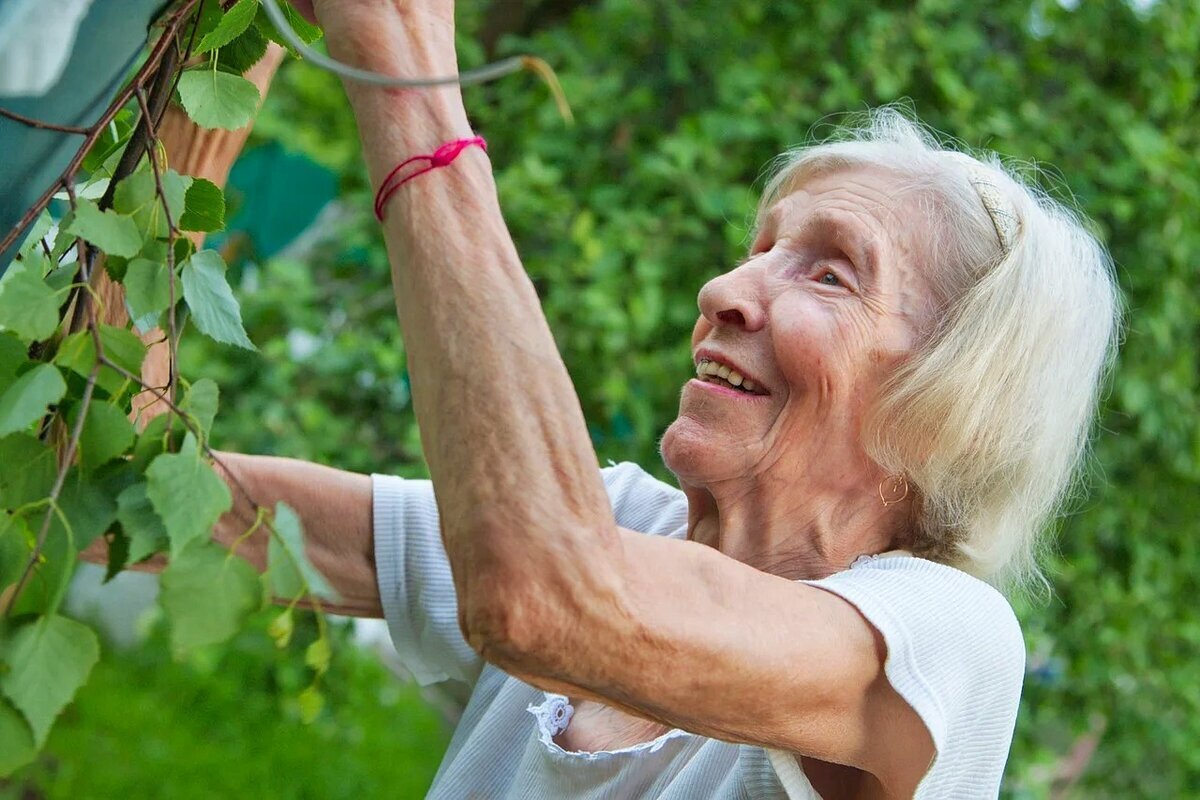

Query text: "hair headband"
[947, 153, 1020, 255]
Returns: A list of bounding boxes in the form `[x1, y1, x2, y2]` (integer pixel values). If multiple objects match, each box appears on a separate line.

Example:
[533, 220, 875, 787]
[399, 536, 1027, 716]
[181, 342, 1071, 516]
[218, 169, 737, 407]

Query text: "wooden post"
[89, 45, 288, 424]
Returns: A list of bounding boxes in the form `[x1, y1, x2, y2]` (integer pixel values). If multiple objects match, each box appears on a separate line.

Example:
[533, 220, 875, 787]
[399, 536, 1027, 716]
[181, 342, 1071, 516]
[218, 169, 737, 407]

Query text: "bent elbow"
[458, 567, 553, 671]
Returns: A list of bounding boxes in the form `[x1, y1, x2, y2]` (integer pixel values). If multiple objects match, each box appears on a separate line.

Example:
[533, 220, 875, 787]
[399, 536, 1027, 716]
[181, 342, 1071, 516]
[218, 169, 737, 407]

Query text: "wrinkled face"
[661, 165, 936, 490]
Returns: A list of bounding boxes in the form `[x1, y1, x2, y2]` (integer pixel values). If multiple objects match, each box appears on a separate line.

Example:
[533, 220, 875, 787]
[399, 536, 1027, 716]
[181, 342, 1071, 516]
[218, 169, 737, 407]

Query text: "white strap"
[766, 749, 823, 800]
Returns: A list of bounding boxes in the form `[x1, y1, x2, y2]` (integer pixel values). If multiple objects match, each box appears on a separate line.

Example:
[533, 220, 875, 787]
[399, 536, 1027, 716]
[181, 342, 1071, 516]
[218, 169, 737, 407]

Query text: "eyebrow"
[782, 211, 880, 281]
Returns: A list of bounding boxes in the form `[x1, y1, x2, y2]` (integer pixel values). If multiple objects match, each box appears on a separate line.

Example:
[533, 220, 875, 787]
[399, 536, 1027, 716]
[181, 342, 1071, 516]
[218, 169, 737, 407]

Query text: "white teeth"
[694, 359, 761, 394]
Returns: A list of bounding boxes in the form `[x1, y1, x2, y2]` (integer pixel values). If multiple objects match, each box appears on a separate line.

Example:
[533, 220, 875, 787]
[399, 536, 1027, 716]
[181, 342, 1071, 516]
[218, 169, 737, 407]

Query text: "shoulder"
[804, 556, 1025, 781]
[810, 555, 1025, 655]
[600, 461, 688, 537]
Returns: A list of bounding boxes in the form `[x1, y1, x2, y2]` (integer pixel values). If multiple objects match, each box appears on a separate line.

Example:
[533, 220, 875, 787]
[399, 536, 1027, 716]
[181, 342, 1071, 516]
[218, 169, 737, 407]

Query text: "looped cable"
[260, 0, 545, 91]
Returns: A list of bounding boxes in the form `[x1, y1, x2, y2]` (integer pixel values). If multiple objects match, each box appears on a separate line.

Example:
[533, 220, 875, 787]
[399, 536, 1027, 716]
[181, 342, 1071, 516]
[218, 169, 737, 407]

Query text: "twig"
[97, 357, 259, 514]
[0, 107, 91, 134]
[67, 10, 188, 336]
[97, 36, 183, 213]
[135, 86, 182, 406]
[0, 0, 202, 257]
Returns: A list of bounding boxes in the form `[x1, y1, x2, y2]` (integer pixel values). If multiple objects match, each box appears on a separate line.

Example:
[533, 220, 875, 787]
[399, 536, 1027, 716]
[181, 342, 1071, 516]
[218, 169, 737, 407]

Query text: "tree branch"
[0, 107, 90, 134]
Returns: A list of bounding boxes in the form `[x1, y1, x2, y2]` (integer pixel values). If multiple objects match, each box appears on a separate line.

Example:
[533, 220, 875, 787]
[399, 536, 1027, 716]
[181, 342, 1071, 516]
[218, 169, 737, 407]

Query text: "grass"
[3, 614, 452, 800]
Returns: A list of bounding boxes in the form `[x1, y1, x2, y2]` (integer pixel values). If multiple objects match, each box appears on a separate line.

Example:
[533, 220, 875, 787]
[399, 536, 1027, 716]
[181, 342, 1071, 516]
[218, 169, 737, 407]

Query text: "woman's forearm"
[322, 8, 620, 641]
[212, 453, 381, 617]
[80, 452, 381, 616]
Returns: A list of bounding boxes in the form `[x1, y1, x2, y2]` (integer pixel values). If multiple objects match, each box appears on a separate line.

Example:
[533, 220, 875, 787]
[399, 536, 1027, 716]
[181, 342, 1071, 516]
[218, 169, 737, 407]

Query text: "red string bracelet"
[373, 135, 488, 221]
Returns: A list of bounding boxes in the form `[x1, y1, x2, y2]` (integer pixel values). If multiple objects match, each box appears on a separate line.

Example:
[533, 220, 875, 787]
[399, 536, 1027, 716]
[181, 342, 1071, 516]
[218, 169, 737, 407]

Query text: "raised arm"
[319, 3, 616, 624]
[84, 453, 381, 618]
[315, 2, 944, 793]
[210, 453, 381, 617]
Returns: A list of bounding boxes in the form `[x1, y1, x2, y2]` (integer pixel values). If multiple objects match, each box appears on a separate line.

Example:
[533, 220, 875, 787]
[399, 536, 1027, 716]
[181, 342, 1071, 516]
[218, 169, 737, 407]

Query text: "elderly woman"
[204, 1, 1120, 797]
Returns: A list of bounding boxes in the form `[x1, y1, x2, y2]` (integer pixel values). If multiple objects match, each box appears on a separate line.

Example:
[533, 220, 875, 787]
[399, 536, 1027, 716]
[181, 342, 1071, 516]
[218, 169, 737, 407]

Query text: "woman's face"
[661, 166, 935, 493]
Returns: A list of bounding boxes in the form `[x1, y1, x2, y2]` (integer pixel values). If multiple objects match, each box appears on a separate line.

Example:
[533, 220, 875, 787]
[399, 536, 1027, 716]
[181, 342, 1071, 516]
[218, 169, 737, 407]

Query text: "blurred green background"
[8, 0, 1199, 796]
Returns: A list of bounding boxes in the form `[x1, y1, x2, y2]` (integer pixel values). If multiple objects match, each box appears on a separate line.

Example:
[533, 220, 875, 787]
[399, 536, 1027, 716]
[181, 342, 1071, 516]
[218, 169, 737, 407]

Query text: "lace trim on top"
[850, 548, 913, 569]
[526, 693, 694, 761]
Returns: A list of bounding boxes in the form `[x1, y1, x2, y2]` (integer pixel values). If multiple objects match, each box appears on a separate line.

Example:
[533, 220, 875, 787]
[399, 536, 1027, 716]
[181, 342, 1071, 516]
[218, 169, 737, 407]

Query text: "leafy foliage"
[0, 0, 335, 777]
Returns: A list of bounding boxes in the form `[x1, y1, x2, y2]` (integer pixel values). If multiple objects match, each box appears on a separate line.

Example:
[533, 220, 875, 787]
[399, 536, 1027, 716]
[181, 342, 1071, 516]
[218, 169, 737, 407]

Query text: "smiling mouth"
[694, 359, 768, 395]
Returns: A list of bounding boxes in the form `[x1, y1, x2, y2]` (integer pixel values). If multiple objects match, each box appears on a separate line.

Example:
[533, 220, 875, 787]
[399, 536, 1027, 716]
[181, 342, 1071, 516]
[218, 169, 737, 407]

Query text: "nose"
[697, 261, 767, 332]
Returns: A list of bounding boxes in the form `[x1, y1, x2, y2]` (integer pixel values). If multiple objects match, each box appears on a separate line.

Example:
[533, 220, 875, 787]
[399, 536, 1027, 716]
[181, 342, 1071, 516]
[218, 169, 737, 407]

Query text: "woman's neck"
[681, 474, 904, 581]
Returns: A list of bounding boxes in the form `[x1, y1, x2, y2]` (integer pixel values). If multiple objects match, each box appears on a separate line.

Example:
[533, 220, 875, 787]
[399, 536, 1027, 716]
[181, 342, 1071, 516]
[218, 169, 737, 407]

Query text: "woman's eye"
[819, 271, 841, 286]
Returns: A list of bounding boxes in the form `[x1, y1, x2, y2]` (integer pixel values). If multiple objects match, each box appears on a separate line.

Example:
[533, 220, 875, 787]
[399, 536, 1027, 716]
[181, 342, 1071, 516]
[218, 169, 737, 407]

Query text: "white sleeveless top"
[372, 463, 1025, 799]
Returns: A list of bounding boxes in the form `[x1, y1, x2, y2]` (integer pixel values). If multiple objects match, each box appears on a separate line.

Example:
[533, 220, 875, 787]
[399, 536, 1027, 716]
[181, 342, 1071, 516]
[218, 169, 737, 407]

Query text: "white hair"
[756, 107, 1122, 591]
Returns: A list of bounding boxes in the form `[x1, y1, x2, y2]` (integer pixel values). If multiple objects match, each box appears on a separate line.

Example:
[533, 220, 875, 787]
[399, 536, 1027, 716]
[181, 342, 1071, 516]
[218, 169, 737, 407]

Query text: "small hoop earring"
[879, 474, 909, 507]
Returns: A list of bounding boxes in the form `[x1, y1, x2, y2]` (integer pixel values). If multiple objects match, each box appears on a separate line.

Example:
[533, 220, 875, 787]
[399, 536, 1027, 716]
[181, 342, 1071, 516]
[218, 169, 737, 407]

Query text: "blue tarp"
[0, 0, 168, 272]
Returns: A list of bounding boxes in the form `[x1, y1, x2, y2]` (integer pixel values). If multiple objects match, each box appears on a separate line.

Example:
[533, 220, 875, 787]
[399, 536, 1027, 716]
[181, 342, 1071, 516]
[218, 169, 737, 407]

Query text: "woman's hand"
[300, 0, 458, 74]
[82, 454, 382, 618]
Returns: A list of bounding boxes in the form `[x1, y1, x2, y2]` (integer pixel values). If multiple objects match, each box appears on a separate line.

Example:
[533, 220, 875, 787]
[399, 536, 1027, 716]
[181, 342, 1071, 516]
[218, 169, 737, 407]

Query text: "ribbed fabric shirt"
[371, 462, 1025, 799]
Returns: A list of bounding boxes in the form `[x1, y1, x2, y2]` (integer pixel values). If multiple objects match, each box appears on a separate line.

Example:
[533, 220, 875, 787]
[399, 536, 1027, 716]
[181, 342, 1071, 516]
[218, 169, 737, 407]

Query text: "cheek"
[770, 298, 845, 381]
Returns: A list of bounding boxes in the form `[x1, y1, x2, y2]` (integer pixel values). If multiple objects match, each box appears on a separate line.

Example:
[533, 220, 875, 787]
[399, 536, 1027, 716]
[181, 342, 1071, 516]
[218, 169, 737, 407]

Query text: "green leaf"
[160, 541, 261, 654]
[103, 527, 129, 582]
[146, 433, 232, 557]
[267, 608, 294, 648]
[130, 413, 182, 472]
[65, 198, 143, 258]
[72, 401, 135, 471]
[123, 257, 172, 333]
[3, 474, 112, 623]
[190, 0, 224, 44]
[0, 513, 32, 589]
[6, 471, 117, 617]
[195, 0, 259, 54]
[15, 212, 53, 259]
[222, 26, 271, 74]
[115, 482, 168, 564]
[268, 501, 338, 602]
[181, 250, 255, 349]
[0, 615, 100, 747]
[0, 333, 27, 393]
[180, 177, 226, 233]
[255, 2, 322, 57]
[0, 363, 66, 437]
[56, 471, 118, 553]
[0, 259, 60, 342]
[182, 378, 220, 437]
[0, 698, 36, 777]
[304, 637, 331, 675]
[177, 69, 261, 131]
[55, 325, 147, 397]
[0, 434, 56, 507]
[296, 685, 324, 724]
[113, 168, 189, 241]
[217, 25, 270, 75]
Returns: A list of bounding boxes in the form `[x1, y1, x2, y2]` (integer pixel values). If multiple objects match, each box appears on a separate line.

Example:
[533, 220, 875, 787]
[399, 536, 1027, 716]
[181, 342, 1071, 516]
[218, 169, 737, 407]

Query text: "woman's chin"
[660, 417, 735, 483]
